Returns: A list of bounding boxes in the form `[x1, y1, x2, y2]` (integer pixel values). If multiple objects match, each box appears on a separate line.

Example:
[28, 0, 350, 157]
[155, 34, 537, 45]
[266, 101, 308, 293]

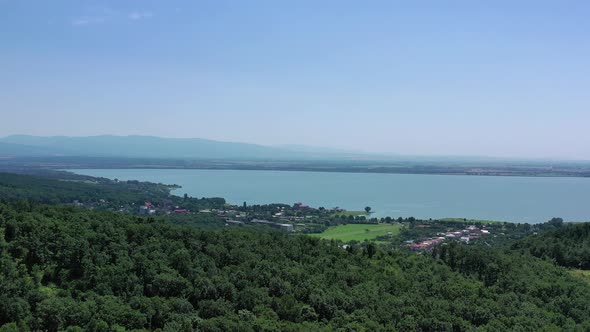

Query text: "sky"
[1, 0, 589, 159]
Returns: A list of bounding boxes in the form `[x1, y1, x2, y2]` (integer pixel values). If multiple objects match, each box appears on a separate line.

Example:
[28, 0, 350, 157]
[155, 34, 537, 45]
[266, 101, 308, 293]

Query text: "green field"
[311, 223, 401, 242]
[570, 269, 590, 285]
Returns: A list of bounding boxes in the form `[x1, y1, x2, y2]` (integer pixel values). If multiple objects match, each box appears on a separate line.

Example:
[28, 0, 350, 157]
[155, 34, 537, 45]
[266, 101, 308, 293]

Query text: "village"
[72, 194, 498, 252]
[407, 225, 492, 251]
[133, 199, 351, 226]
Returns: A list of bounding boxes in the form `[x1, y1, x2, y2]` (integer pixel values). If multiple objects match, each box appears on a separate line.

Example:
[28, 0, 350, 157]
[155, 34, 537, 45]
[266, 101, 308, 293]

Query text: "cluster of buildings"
[132, 200, 340, 233]
[250, 219, 294, 231]
[408, 237, 445, 251]
[138, 202, 157, 215]
[441, 225, 490, 243]
[225, 218, 295, 231]
[227, 218, 294, 231]
[213, 209, 244, 217]
[138, 202, 191, 215]
[409, 225, 491, 251]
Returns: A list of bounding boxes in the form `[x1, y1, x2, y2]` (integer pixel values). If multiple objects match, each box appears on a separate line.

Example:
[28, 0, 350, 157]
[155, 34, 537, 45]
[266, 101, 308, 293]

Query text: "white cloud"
[71, 5, 115, 27]
[71, 7, 153, 27]
[128, 11, 153, 21]
[72, 16, 106, 26]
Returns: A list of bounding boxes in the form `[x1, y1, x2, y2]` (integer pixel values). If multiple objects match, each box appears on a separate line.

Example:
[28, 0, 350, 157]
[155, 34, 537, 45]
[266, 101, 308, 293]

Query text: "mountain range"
[0, 135, 369, 160]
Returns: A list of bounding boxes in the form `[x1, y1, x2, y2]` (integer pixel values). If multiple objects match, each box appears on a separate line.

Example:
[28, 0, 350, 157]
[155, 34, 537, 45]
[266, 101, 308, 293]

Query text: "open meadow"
[311, 223, 402, 242]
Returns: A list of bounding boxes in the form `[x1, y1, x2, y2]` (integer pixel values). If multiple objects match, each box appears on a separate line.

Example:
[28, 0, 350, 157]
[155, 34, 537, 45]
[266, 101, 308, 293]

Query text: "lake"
[69, 169, 590, 223]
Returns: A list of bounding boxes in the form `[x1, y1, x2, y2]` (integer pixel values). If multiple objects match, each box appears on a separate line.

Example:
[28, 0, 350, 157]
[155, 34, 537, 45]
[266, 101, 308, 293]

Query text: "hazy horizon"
[3, 133, 590, 162]
[2, 1, 589, 159]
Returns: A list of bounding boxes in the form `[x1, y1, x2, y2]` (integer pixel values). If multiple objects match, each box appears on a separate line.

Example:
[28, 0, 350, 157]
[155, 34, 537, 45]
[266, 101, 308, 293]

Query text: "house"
[226, 220, 244, 226]
[139, 206, 149, 215]
[278, 224, 294, 232]
[409, 243, 423, 251]
[408, 237, 444, 251]
[174, 209, 188, 214]
[294, 202, 310, 209]
[251, 219, 293, 232]
[251, 219, 272, 224]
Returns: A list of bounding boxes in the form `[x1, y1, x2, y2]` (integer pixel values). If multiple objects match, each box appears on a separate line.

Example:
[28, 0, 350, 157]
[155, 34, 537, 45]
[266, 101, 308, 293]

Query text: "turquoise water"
[70, 169, 590, 223]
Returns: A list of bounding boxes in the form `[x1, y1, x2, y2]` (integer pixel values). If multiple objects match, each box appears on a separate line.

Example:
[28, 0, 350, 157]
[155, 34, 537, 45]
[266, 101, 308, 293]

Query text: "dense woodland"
[0, 172, 226, 213]
[1, 203, 590, 331]
[514, 221, 590, 269]
[1, 172, 590, 331]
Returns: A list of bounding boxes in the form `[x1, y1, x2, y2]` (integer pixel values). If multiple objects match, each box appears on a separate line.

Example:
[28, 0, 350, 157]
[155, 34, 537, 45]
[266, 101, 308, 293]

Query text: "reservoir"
[70, 169, 590, 223]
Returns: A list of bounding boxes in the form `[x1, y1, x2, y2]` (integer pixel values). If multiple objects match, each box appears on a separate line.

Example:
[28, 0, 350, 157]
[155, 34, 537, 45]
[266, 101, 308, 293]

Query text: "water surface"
[70, 169, 590, 223]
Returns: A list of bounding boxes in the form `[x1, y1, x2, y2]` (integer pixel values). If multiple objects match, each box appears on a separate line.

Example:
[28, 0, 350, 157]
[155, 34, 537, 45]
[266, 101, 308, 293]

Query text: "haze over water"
[71, 169, 590, 223]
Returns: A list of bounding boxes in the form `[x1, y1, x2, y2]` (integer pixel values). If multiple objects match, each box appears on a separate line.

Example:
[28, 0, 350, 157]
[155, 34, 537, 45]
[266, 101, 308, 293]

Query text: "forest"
[0, 202, 590, 331]
[0, 172, 226, 213]
[1, 172, 590, 331]
[513, 220, 590, 269]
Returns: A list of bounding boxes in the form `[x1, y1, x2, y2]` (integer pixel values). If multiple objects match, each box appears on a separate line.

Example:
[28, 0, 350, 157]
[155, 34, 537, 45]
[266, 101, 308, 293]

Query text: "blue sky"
[1, 1, 589, 159]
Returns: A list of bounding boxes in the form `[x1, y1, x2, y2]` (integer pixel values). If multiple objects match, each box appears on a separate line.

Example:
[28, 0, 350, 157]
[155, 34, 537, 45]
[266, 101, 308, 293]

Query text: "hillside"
[2, 203, 590, 331]
[514, 220, 590, 269]
[0, 173, 589, 330]
[0, 142, 66, 157]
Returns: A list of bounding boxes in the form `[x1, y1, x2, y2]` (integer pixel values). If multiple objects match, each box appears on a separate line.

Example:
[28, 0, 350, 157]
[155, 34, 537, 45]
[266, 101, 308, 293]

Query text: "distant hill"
[0, 141, 69, 157]
[0, 135, 357, 160]
[4, 135, 587, 167]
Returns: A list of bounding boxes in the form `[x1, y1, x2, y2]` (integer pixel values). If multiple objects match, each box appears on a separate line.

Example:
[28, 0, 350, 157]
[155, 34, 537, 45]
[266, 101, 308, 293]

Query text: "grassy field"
[311, 223, 401, 242]
[570, 269, 590, 284]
